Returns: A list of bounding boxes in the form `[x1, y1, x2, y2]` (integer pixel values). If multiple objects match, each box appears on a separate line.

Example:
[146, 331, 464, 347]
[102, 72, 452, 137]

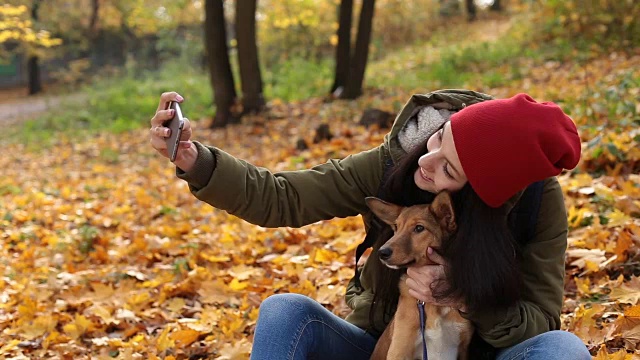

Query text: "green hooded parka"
[176, 89, 568, 349]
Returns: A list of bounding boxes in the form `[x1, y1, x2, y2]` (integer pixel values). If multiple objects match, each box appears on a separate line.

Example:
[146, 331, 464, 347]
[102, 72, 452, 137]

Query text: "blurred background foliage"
[0, 0, 638, 145]
[2, 0, 637, 89]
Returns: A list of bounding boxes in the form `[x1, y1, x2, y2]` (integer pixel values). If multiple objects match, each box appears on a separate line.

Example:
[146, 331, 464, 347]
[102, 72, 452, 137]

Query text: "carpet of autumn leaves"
[1, 35, 640, 360]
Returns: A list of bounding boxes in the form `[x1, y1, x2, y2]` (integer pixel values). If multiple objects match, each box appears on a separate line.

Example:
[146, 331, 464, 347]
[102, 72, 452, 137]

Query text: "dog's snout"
[379, 247, 392, 261]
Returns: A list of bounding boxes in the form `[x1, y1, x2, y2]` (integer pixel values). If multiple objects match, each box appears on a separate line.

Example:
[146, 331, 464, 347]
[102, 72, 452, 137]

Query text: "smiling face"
[414, 122, 468, 194]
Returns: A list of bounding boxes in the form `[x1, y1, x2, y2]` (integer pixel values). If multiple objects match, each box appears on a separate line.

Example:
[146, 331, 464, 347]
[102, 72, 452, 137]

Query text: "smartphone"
[164, 101, 185, 162]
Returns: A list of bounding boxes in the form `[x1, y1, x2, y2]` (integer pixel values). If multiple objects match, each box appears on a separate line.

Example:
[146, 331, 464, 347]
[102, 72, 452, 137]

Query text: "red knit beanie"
[450, 93, 581, 208]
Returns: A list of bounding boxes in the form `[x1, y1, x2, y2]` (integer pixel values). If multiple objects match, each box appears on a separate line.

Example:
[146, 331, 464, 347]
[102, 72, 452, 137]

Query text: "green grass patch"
[368, 35, 534, 91]
[6, 62, 214, 147]
[5, 57, 334, 147]
[263, 57, 333, 102]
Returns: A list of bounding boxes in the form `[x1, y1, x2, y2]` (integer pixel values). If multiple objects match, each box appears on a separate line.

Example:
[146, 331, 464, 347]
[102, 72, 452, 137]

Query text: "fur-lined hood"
[384, 89, 494, 163]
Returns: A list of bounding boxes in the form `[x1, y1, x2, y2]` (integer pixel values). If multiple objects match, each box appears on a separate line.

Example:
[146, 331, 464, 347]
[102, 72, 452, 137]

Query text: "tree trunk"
[490, 0, 502, 12]
[28, 0, 42, 95]
[466, 0, 477, 21]
[27, 56, 42, 95]
[83, 0, 101, 63]
[204, 0, 238, 128]
[236, 0, 264, 114]
[342, 0, 375, 100]
[89, 0, 100, 34]
[330, 0, 353, 96]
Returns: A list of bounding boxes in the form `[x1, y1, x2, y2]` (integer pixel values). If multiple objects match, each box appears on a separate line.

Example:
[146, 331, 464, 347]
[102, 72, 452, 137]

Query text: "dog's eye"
[414, 225, 425, 233]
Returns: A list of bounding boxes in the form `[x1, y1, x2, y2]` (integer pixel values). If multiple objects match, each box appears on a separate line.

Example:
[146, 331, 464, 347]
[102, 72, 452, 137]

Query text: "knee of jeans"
[257, 293, 316, 324]
[544, 330, 591, 358]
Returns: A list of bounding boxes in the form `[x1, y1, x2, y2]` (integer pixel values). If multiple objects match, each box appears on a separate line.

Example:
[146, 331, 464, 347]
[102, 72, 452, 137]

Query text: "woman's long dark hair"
[368, 135, 523, 332]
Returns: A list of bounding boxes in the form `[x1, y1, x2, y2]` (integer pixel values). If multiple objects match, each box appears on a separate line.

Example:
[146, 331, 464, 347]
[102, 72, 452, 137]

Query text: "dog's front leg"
[386, 278, 421, 360]
[370, 317, 393, 360]
[455, 315, 473, 360]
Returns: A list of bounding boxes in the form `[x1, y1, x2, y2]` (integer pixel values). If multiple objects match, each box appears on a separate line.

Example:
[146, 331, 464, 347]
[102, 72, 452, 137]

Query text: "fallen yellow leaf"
[156, 326, 174, 352]
[229, 278, 248, 291]
[170, 328, 201, 348]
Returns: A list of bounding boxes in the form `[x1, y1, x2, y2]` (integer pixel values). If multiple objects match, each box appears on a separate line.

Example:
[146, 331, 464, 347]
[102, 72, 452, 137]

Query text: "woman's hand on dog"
[406, 247, 468, 312]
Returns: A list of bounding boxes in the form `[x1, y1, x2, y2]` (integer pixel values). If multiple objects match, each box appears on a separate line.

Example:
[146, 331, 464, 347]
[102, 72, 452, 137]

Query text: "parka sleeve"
[177, 141, 386, 228]
[461, 177, 567, 348]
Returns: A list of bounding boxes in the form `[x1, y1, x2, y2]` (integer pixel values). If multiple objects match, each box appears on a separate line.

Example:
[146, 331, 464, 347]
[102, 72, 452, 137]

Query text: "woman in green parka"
[149, 89, 591, 359]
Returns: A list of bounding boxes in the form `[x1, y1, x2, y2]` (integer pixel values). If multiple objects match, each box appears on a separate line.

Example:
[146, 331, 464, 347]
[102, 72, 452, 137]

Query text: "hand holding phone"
[164, 101, 185, 162]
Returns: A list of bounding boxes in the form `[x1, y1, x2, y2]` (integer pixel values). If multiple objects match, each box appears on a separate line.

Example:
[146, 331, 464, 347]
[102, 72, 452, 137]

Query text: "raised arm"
[177, 142, 386, 228]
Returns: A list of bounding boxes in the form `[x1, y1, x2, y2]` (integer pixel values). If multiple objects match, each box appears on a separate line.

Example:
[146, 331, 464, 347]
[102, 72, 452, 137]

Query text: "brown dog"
[367, 191, 473, 360]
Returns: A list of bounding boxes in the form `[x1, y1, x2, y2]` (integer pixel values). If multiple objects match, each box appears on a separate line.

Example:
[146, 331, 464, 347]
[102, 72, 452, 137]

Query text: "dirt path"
[0, 92, 87, 127]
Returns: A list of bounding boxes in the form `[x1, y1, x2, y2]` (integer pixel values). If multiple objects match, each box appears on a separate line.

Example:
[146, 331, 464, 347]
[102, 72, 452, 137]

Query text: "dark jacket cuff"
[176, 141, 216, 190]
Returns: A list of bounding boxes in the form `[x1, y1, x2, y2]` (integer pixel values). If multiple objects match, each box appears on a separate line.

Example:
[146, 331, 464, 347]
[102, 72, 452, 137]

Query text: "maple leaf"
[614, 229, 636, 262]
[606, 209, 632, 228]
[594, 345, 631, 360]
[624, 305, 640, 318]
[16, 297, 37, 321]
[567, 248, 607, 272]
[43, 331, 67, 350]
[622, 325, 640, 350]
[215, 339, 252, 360]
[316, 285, 345, 305]
[228, 278, 249, 292]
[310, 247, 339, 264]
[85, 304, 117, 325]
[609, 277, 640, 305]
[0, 340, 22, 355]
[574, 304, 608, 344]
[228, 264, 264, 281]
[14, 315, 58, 341]
[575, 277, 593, 297]
[63, 314, 91, 340]
[115, 308, 140, 322]
[170, 328, 201, 349]
[165, 297, 186, 313]
[156, 326, 174, 352]
[198, 280, 230, 305]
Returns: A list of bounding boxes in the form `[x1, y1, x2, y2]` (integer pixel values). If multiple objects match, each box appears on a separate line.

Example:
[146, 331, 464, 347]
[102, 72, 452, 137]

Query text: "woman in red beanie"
[150, 90, 590, 359]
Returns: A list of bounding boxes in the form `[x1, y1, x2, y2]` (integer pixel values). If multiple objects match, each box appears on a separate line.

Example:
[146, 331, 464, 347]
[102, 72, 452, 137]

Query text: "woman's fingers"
[149, 109, 173, 151]
[150, 109, 175, 129]
[149, 132, 168, 151]
[406, 276, 430, 301]
[406, 267, 428, 288]
[156, 92, 184, 113]
[180, 118, 192, 141]
[150, 92, 187, 160]
[150, 124, 170, 138]
[408, 288, 434, 304]
[426, 247, 447, 266]
[406, 263, 447, 304]
[407, 265, 444, 284]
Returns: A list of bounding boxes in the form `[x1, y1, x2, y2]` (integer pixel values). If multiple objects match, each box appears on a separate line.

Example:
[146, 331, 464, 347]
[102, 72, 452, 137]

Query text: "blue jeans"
[251, 294, 591, 360]
[495, 330, 591, 360]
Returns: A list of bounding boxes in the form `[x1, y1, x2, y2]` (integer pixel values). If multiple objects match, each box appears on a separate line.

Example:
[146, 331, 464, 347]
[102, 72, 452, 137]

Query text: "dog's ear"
[365, 197, 403, 226]
[431, 191, 456, 233]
